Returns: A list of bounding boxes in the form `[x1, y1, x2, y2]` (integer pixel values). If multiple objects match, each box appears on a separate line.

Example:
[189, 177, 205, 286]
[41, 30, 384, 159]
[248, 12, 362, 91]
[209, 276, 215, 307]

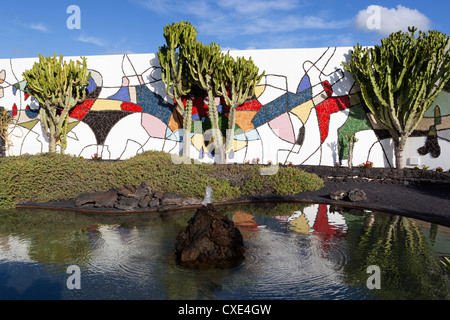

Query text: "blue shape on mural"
[25, 107, 39, 119]
[287, 89, 312, 110]
[108, 86, 130, 102]
[297, 74, 311, 93]
[136, 85, 175, 125]
[86, 77, 97, 93]
[251, 89, 312, 127]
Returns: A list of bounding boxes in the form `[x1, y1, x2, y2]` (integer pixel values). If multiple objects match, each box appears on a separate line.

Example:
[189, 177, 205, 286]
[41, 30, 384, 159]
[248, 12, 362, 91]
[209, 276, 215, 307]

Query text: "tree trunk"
[0, 136, 5, 158]
[182, 100, 193, 159]
[394, 136, 408, 169]
[48, 129, 56, 153]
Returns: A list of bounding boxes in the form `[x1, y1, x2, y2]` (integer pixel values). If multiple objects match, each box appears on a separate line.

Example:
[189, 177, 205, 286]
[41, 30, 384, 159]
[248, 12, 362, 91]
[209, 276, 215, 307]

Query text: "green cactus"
[343, 27, 450, 168]
[22, 53, 90, 153]
[185, 40, 226, 162]
[0, 107, 13, 157]
[157, 21, 197, 157]
[215, 54, 264, 157]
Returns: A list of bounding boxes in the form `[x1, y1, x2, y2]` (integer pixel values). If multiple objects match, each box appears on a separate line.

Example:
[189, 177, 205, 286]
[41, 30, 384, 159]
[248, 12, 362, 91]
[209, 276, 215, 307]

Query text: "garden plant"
[22, 53, 90, 154]
[343, 27, 450, 169]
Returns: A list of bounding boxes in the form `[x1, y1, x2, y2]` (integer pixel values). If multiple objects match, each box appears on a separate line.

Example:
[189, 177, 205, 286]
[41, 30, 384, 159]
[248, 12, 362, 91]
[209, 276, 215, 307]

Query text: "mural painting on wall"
[0, 47, 449, 169]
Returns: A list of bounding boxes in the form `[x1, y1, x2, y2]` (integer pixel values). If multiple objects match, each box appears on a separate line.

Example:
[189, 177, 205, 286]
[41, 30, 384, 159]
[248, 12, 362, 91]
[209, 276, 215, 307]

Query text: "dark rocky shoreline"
[15, 165, 450, 227]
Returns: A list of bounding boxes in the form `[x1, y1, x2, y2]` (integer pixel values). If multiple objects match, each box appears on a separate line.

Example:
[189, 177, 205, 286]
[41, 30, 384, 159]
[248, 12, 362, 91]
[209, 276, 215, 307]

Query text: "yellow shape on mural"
[91, 99, 123, 111]
[191, 133, 206, 150]
[233, 139, 247, 152]
[254, 85, 265, 98]
[290, 100, 315, 123]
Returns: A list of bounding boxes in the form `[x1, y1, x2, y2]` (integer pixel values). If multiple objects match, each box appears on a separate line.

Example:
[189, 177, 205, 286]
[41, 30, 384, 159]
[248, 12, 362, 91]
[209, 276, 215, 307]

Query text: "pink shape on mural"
[141, 113, 167, 139]
[268, 112, 295, 144]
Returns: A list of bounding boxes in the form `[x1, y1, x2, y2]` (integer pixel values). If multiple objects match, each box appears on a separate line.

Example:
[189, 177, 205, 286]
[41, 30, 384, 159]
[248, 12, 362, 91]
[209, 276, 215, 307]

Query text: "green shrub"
[0, 151, 324, 209]
[272, 167, 324, 195]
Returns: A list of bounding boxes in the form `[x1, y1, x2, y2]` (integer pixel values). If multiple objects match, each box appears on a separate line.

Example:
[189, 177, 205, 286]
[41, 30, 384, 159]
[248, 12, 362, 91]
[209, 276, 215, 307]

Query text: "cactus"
[0, 107, 13, 157]
[215, 54, 264, 158]
[157, 21, 197, 157]
[185, 40, 226, 162]
[346, 134, 358, 169]
[343, 27, 450, 168]
[22, 53, 90, 153]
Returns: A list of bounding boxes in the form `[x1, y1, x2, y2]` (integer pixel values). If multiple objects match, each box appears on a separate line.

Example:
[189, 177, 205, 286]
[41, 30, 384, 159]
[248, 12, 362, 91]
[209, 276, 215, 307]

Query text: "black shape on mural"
[296, 126, 305, 145]
[417, 106, 442, 158]
[81, 110, 133, 145]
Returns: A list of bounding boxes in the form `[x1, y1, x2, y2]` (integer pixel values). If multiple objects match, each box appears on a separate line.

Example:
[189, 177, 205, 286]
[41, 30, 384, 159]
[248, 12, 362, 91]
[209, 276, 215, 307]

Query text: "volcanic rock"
[75, 189, 118, 208]
[329, 190, 348, 200]
[347, 188, 367, 202]
[161, 192, 185, 206]
[175, 204, 245, 268]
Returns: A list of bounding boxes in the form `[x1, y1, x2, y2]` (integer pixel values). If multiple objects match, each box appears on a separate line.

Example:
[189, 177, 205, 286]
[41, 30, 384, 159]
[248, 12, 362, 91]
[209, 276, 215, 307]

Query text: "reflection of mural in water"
[0, 205, 449, 299]
[1, 48, 449, 169]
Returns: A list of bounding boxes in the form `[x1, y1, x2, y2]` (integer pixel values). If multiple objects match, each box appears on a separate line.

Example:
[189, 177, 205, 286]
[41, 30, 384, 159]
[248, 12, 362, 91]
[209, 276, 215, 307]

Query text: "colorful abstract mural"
[0, 48, 449, 170]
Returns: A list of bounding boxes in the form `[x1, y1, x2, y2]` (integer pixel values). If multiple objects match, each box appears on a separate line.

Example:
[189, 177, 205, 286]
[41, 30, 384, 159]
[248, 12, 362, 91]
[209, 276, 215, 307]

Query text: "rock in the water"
[175, 204, 245, 268]
[329, 190, 348, 200]
[347, 188, 367, 202]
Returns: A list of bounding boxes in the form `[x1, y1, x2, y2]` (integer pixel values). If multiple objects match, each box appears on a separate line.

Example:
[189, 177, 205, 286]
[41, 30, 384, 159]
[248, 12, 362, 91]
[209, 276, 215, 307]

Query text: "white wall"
[0, 48, 448, 170]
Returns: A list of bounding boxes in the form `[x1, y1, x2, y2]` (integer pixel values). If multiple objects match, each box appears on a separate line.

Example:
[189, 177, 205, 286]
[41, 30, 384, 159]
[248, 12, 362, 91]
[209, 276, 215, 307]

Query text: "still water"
[0, 202, 449, 300]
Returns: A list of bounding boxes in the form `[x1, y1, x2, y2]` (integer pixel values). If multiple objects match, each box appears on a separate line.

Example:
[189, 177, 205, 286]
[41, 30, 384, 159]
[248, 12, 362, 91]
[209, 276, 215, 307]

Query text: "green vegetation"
[157, 21, 197, 158]
[22, 53, 90, 154]
[0, 151, 324, 209]
[0, 107, 13, 157]
[343, 27, 450, 169]
[344, 212, 450, 299]
[157, 21, 264, 163]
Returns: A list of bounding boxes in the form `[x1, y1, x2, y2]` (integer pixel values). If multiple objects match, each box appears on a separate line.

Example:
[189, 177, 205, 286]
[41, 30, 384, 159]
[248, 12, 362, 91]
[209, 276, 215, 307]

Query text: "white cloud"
[28, 23, 49, 33]
[355, 5, 431, 35]
[14, 20, 50, 33]
[77, 35, 107, 47]
[134, 0, 348, 38]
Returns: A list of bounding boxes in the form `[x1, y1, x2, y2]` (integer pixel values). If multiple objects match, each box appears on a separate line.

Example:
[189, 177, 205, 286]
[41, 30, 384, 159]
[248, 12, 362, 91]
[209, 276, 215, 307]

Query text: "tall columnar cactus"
[343, 27, 450, 168]
[186, 41, 226, 162]
[0, 107, 13, 157]
[23, 53, 90, 153]
[215, 54, 264, 158]
[158, 21, 197, 157]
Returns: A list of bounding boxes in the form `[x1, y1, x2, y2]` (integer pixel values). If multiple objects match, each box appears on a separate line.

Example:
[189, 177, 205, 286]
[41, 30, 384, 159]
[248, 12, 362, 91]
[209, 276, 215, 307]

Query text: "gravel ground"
[290, 179, 450, 227]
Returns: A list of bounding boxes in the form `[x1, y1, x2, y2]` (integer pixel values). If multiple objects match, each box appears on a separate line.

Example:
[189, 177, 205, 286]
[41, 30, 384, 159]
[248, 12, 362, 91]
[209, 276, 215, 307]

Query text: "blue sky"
[1, 0, 449, 59]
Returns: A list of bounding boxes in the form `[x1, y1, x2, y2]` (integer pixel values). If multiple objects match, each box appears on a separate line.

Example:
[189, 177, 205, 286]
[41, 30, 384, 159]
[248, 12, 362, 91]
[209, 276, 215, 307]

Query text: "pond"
[0, 202, 449, 300]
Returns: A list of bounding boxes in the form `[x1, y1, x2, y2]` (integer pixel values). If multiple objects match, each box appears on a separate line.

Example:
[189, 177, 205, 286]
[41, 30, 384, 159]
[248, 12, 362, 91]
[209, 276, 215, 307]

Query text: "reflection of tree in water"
[0, 209, 157, 269]
[344, 212, 450, 299]
[0, 209, 98, 268]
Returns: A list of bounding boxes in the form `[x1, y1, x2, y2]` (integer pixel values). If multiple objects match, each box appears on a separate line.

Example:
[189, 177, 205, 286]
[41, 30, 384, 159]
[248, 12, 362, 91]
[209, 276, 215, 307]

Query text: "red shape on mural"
[12, 104, 18, 116]
[316, 96, 350, 143]
[69, 99, 95, 120]
[175, 95, 261, 118]
[237, 99, 263, 111]
[322, 81, 333, 97]
[121, 102, 142, 112]
[24, 92, 30, 101]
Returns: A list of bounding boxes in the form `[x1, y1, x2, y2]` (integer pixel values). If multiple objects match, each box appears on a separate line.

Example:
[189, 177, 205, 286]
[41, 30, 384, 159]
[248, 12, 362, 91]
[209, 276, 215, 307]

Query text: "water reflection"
[0, 204, 449, 300]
